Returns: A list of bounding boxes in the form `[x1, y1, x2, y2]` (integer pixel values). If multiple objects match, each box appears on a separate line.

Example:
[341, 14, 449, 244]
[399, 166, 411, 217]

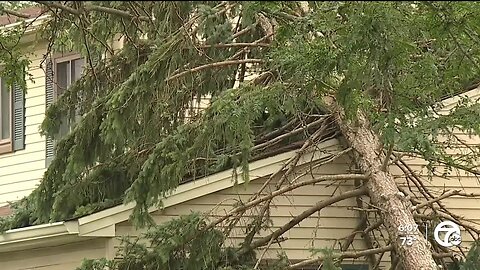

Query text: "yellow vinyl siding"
[0, 239, 107, 270]
[0, 43, 48, 206]
[115, 159, 370, 262]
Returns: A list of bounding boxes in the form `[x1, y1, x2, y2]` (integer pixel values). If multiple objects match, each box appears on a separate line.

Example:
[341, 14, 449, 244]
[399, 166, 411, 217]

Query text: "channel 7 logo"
[434, 221, 461, 247]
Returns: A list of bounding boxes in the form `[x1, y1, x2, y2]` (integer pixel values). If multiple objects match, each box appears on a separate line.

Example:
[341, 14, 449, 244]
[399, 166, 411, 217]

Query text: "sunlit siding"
[0, 239, 107, 270]
[0, 42, 48, 206]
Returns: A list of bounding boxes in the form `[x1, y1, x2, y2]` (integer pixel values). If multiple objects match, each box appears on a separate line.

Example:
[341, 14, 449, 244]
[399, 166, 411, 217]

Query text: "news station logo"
[434, 221, 462, 247]
[398, 220, 462, 248]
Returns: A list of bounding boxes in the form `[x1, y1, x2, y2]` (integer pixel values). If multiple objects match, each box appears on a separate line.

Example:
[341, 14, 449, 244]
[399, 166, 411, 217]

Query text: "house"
[1, 7, 480, 270]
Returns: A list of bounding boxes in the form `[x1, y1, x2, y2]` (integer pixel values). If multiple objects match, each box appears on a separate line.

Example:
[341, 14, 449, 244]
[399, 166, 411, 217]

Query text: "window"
[0, 76, 25, 155]
[0, 78, 12, 154]
[53, 54, 84, 137]
[45, 53, 84, 166]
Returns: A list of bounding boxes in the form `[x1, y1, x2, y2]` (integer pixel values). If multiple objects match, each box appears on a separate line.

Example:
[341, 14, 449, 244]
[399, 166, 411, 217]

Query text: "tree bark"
[330, 101, 438, 270]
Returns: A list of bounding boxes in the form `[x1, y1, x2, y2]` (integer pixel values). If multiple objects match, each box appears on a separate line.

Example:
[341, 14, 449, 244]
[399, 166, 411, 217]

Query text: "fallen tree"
[1, 2, 480, 269]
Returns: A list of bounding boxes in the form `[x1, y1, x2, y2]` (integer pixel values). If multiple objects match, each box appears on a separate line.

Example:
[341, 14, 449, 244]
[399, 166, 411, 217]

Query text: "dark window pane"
[1, 79, 11, 140]
[55, 57, 84, 139]
[56, 61, 69, 96]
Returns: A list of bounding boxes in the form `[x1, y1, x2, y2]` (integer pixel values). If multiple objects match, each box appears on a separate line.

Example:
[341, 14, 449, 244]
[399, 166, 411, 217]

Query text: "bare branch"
[199, 42, 270, 49]
[231, 22, 258, 40]
[382, 144, 393, 171]
[411, 189, 460, 211]
[165, 59, 264, 82]
[246, 187, 368, 252]
[205, 174, 367, 231]
[228, 34, 273, 60]
[252, 117, 326, 152]
[288, 245, 393, 269]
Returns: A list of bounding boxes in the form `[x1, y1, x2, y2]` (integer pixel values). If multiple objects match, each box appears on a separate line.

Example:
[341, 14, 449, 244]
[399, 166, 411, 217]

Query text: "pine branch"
[35, 1, 149, 21]
[165, 59, 264, 82]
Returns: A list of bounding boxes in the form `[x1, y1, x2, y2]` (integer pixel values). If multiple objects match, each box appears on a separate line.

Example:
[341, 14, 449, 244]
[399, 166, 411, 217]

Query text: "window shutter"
[45, 58, 55, 167]
[12, 82, 25, 151]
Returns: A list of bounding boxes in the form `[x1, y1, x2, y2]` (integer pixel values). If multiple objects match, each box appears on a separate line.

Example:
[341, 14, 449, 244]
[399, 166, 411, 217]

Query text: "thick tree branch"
[0, 7, 31, 18]
[35, 1, 79, 15]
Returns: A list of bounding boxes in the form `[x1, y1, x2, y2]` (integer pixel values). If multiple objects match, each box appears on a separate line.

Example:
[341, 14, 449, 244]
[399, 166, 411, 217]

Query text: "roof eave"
[0, 221, 79, 252]
[76, 138, 343, 236]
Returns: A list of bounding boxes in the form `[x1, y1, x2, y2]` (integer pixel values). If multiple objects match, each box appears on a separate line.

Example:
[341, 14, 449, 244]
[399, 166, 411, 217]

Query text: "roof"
[437, 85, 480, 112]
[0, 6, 44, 26]
[0, 138, 343, 252]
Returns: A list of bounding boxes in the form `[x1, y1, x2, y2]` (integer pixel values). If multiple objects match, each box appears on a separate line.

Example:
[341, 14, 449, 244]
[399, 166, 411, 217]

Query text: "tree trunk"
[331, 103, 438, 270]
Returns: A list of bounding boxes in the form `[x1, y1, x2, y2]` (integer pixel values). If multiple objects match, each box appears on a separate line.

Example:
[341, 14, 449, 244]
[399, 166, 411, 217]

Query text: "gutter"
[0, 221, 79, 252]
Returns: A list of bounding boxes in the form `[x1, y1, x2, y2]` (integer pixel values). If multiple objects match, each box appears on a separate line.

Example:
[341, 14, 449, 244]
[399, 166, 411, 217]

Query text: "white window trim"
[0, 78, 13, 154]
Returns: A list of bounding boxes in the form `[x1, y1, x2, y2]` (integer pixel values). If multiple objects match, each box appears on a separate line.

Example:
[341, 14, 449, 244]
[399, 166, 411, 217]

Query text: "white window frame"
[53, 53, 84, 135]
[0, 78, 12, 154]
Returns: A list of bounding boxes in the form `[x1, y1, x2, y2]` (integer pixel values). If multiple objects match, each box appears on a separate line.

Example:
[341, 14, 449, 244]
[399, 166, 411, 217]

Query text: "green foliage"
[0, 21, 31, 90]
[311, 248, 342, 270]
[268, 1, 480, 170]
[76, 213, 261, 270]
[456, 241, 480, 270]
[0, 1, 323, 230]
